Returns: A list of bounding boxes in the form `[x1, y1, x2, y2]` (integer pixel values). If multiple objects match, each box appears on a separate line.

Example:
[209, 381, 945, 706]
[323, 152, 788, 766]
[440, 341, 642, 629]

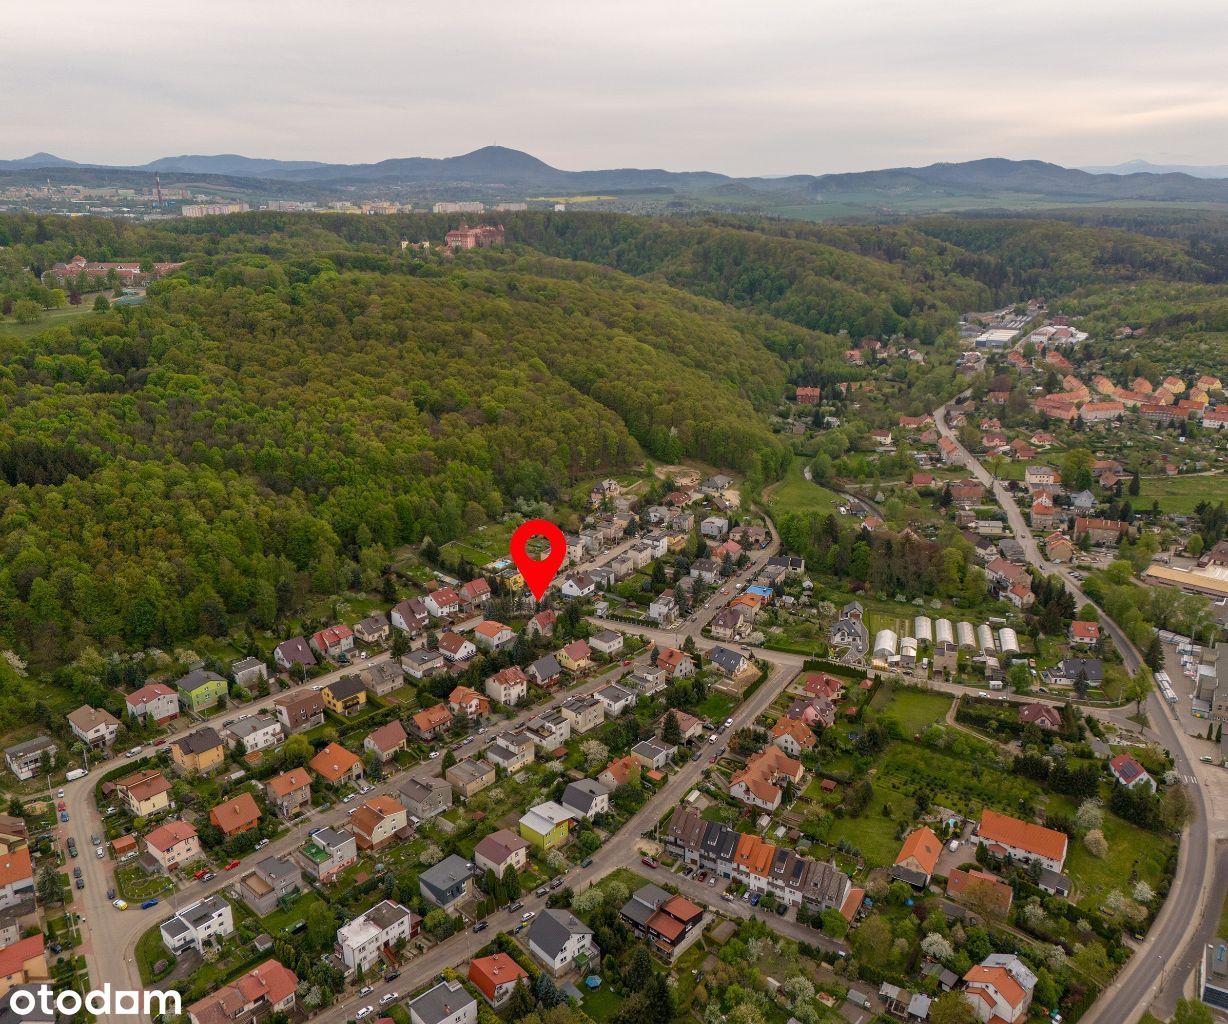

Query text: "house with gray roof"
[4, 736, 56, 781]
[527, 909, 598, 975]
[408, 979, 477, 1024]
[158, 894, 234, 953]
[419, 854, 473, 909]
[561, 779, 610, 819]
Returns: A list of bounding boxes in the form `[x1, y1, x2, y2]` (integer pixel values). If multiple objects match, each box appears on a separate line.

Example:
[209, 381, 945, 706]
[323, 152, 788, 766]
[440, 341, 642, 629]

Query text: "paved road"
[935, 404, 1212, 1024]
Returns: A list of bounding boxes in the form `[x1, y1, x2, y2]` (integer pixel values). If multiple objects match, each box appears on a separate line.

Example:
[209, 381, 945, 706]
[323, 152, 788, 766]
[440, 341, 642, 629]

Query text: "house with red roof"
[186, 960, 299, 1024]
[1110, 754, 1155, 792]
[309, 624, 354, 660]
[469, 953, 529, 1006]
[891, 826, 941, 888]
[448, 685, 490, 719]
[1069, 620, 1100, 645]
[209, 793, 261, 837]
[729, 747, 804, 811]
[977, 809, 1067, 872]
[424, 587, 461, 618]
[963, 961, 1031, 1023]
[124, 682, 179, 726]
[655, 647, 695, 679]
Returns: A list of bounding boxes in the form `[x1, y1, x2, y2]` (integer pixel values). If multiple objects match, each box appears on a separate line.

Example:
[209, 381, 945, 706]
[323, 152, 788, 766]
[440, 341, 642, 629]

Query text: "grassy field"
[695, 693, 736, 721]
[1138, 473, 1228, 514]
[869, 688, 952, 735]
[1054, 800, 1174, 910]
[825, 779, 916, 867]
[768, 456, 842, 518]
[0, 305, 96, 339]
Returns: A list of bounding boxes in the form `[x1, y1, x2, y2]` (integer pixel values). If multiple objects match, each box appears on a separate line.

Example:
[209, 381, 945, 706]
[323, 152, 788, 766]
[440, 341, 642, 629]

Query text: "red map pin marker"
[509, 519, 567, 601]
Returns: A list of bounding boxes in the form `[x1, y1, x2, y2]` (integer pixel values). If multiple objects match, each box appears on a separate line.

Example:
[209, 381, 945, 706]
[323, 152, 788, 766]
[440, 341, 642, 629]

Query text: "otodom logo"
[10, 985, 181, 1018]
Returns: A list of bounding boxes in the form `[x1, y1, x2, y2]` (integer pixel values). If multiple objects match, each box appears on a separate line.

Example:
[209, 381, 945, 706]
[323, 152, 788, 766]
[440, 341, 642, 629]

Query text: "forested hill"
[0, 214, 836, 671]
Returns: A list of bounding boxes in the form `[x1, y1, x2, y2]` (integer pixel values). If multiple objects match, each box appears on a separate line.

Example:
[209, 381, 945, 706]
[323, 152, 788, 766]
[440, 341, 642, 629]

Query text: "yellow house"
[114, 769, 172, 817]
[170, 727, 225, 775]
[0, 935, 50, 996]
[322, 676, 368, 717]
[503, 572, 526, 592]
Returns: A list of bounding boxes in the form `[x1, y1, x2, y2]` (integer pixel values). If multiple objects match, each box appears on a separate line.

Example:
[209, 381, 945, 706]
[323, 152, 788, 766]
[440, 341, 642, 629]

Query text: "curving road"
[935, 403, 1211, 1024]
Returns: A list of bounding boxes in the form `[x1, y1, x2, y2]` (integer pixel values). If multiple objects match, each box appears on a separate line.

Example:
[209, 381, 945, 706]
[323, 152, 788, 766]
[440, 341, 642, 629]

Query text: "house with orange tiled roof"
[264, 767, 312, 818]
[618, 884, 705, 960]
[308, 742, 364, 785]
[962, 955, 1035, 1023]
[729, 747, 804, 810]
[771, 718, 816, 757]
[655, 646, 695, 679]
[349, 795, 409, 850]
[448, 685, 490, 720]
[410, 703, 454, 742]
[473, 619, 515, 651]
[0, 847, 34, 910]
[731, 831, 776, 883]
[977, 809, 1067, 872]
[114, 768, 172, 817]
[598, 755, 640, 789]
[143, 821, 201, 873]
[469, 952, 529, 1006]
[891, 826, 941, 888]
[186, 959, 299, 1024]
[947, 868, 1014, 917]
[209, 792, 261, 837]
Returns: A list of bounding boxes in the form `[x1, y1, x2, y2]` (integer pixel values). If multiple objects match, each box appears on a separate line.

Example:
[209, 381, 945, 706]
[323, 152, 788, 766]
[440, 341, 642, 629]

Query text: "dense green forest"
[2, 208, 1226, 687]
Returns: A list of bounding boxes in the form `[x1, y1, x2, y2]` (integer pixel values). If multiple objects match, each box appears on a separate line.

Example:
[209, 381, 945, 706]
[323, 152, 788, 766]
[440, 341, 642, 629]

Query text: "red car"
[622, 659, 632, 666]
[193, 869, 208, 880]
[153, 739, 166, 747]
[225, 860, 241, 871]
[56, 802, 66, 812]
[641, 856, 658, 869]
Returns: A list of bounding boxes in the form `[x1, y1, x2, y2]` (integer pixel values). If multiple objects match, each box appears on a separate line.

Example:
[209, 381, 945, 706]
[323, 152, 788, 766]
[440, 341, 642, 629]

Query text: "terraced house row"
[665, 807, 858, 916]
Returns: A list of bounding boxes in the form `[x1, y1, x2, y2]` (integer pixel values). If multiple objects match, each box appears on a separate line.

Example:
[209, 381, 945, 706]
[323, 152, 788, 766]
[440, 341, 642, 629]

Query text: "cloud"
[3, 0, 1227, 173]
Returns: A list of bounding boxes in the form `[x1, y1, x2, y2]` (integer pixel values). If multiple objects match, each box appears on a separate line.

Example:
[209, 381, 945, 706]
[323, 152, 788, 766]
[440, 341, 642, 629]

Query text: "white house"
[561, 573, 597, 599]
[335, 900, 420, 974]
[527, 909, 598, 975]
[409, 979, 477, 1024]
[589, 629, 624, 656]
[158, 895, 234, 954]
[595, 683, 637, 716]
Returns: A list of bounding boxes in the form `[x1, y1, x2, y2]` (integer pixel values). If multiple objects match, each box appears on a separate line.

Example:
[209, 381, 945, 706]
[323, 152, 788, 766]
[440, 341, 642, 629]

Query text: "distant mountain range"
[1080, 159, 1228, 179]
[5, 147, 1228, 208]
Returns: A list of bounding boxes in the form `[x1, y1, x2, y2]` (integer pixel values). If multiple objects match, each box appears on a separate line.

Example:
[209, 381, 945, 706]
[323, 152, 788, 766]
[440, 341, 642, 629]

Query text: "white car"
[57, 789, 65, 798]
[521, 911, 535, 921]
[356, 1007, 374, 1020]
[380, 993, 398, 1005]
[255, 838, 269, 849]
[428, 751, 440, 759]
[359, 986, 374, 997]
[342, 794, 354, 803]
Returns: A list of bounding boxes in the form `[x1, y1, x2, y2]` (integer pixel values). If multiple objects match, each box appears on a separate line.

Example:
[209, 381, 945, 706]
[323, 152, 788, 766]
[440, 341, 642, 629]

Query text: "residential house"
[946, 868, 1014, 917]
[526, 610, 557, 639]
[399, 776, 452, 820]
[297, 826, 357, 883]
[403, 649, 446, 680]
[1109, 754, 1156, 792]
[66, 705, 120, 750]
[1048, 658, 1103, 689]
[891, 827, 941, 888]
[519, 802, 575, 850]
[468, 953, 529, 1007]
[308, 742, 364, 786]
[459, 578, 492, 611]
[0, 936, 48, 997]
[185, 960, 299, 1024]
[631, 739, 676, 771]
[449, 686, 490, 720]
[424, 587, 461, 619]
[410, 704, 454, 742]
[589, 629, 624, 656]
[619, 885, 704, 960]
[976, 809, 1067, 872]
[771, 719, 816, 757]
[527, 910, 597, 975]
[336, 900, 421, 974]
[558, 640, 593, 673]
[561, 779, 611, 819]
[274, 637, 316, 672]
[223, 715, 283, 754]
[598, 755, 641, 789]
[527, 655, 564, 689]
[486, 666, 528, 706]
[273, 691, 324, 734]
[353, 615, 389, 645]
[209, 792, 261, 837]
[1074, 517, 1127, 546]
[0, 815, 27, 856]
[655, 647, 695, 678]
[264, 768, 312, 819]
[238, 856, 302, 916]
[596, 683, 637, 716]
[171, 728, 226, 775]
[962, 955, 1035, 1024]
[1019, 704, 1063, 731]
[560, 696, 604, 734]
[446, 758, 496, 798]
[391, 598, 429, 635]
[707, 645, 752, 680]
[159, 895, 234, 954]
[474, 829, 531, 878]
[1044, 533, 1075, 563]
[124, 683, 179, 726]
[729, 747, 804, 811]
[486, 733, 535, 774]
[627, 666, 668, 697]
[437, 632, 476, 663]
[363, 720, 408, 763]
[1069, 620, 1100, 645]
[3, 738, 56, 782]
[349, 795, 409, 851]
[114, 769, 171, 817]
[0, 850, 34, 912]
[356, 661, 404, 697]
[419, 854, 474, 909]
[710, 607, 749, 641]
[700, 517, 729, 540]
[408, 979, 476, 1024]
[660, 709, 705, 744]
[473, 620, 515, 652]
[648, 591, 679, 626]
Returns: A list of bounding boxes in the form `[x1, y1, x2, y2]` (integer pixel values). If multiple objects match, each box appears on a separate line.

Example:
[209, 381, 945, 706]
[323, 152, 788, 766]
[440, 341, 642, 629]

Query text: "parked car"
[140, 899, 159, 910]
[359, 986, 374, 997]
[113, 899, 128, 911]
[107, 887, 115, 900]
[521, 911, 535, 922]
[225, 860, 241, 870]
[75, 878, 85, 890]
[473, 922, 488, 933]
[641, 856, 658, 869]
[580, 858, 593, 868]
[194, 869, 209, 879]
[708, 876, 716, 886]
[96, 847, 105, 859]
[384, 971, 400, 982]
[536, 887, 549, 898]
[380, 992, 398, 1005]
[749, 893, 760, 906]
[255, 838, 270, 850]
[775, 903, 787, 916]
[356, 1007, 374, 1020]
[91, 834, 100, 846]
[200, 871, 215, 882]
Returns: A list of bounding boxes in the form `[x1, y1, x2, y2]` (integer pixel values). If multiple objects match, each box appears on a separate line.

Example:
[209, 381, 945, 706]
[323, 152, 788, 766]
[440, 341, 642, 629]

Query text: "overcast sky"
[7, 0, 1228, 175]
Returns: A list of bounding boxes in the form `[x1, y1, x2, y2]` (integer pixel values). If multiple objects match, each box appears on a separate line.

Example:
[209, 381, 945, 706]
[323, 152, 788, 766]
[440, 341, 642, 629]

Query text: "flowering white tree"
[920, 933, 954, 962]
[581, 740, 609, 772]
[1132, 880, 1155, 903]
[571, 887, 605, 916]
[1074, 799, 1104, 834]
[1083, 829, 1108, 858]
[419, 843, 443, 866]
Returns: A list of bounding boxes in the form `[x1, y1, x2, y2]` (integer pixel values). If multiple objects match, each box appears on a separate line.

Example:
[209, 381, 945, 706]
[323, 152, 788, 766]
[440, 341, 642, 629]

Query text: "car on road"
[709, 756, 717, 764]
[75, 878, 85, 890]
[56, 801, 66, 811]
[225, 860, 241, 870]
[580, 858, 593, 868]
[521, 911, 535, 922]
[91, 834, 100, 845]
[428, 751, 439, 759]
[96, 847, 105, 859]
[708, 876, 716, 886]
[380, 993, 398, 1005]
[113, 899, 128, 910]
[67, 839, 77, 857]
[107, 887, 115, 900]
[59, 811, 69, 822]
[1201, 756, 1214, 764]
[507, 901, 524, 913]
[56, 789, 64, 798]
[200, 871, 215, 882]
[622, 659, 632, 666]
[384, 971, 400, 982]
[355, 1007, 374, 1020]
[125, 746, 143, 758]
[360, 785, 373, 795]
[194, 868, 210, 879]
[342, 794, 354, 803]
[536, 887, 549, 897]
[721, 893, 734, 902]
[696, 871, 706, 882]
[153, 739, 166, 747]
[141, 899, 159, 909]
[549, 878, 563, 889]
[359, 986, 374, 997]
[641, 856, 658, 869]
[473, 922, 488, 933]
[749, 893, 760, 906]
[255, 838, 270, 850]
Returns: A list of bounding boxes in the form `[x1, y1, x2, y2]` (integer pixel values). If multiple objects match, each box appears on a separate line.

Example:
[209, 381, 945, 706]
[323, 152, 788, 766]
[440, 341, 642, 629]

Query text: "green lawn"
[870, 688, 952, 735]
[581, 985, 623, 1022]
[1138, 472, 1228, 514]
[1060, 809, 1174, 910]
[0, 304, 96, 339]
[768, 456, 842, 518]
[824, 780, 915, 867]
[695, 693, 736, 721]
